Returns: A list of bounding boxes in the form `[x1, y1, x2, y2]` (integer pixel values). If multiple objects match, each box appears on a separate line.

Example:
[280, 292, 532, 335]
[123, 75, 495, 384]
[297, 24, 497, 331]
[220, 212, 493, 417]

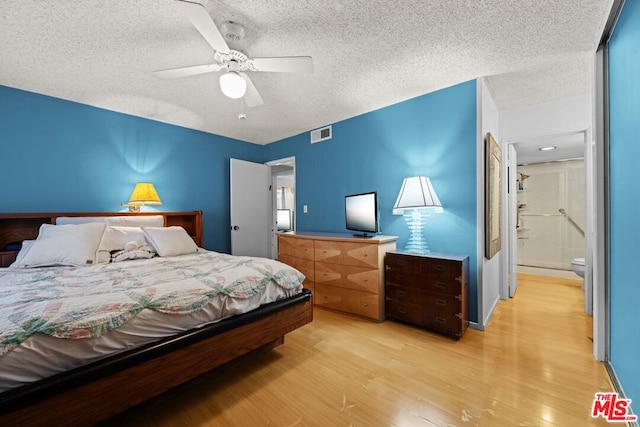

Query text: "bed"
[0, 211, 313, 425]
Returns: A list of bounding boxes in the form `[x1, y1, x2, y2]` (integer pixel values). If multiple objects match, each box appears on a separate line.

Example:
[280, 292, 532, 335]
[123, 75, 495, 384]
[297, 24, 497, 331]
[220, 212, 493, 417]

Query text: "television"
[276, 209, 292, 231]
[345, 191, 379, 237]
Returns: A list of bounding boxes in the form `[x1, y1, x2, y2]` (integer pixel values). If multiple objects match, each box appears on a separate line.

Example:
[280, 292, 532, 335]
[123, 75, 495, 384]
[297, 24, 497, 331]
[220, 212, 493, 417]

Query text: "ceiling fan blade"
[241, 73, 264, 107]
[175, 0, 230, 54]
[251, 56, 314, 73]
[154, 63, 222, 79]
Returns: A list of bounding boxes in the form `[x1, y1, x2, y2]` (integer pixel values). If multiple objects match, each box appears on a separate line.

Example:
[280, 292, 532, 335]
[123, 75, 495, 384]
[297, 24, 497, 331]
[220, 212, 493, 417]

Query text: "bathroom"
[516, 158, 585, 279]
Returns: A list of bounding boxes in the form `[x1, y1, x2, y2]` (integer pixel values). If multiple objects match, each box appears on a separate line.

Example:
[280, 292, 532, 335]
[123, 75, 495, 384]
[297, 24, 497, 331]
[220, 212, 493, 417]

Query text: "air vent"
[310, 125, 332, 144]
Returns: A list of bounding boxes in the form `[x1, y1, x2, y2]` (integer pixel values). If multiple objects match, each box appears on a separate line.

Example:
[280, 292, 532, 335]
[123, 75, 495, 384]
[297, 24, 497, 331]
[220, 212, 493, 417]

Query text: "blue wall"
[0, 85, 263, 253]
[1, 81, 479, 322]
[266, 80, 479, 322]
[609, 0, 640, 408]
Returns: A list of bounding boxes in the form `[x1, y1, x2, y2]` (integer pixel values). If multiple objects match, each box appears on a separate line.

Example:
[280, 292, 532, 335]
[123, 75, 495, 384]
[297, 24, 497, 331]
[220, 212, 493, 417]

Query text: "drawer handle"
[397, 274, 406, 281]
[435, 316, 447, 324]
[396, 307, 406, 314]
[397, 290, 406, 297]
[435, 299, 447, 306]
[435, 265, 445, 272]
[435, 281, 446, 289]
[397, 259, 407, 266]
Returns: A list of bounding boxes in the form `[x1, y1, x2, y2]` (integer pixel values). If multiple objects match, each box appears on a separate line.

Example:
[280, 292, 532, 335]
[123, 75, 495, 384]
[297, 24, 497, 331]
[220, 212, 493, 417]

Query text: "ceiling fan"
[154, 0, 314, 107]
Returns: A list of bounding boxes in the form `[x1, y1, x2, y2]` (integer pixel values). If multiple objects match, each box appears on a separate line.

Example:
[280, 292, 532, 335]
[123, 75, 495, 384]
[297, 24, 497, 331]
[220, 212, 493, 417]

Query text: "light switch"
[303, 205, 308, 213]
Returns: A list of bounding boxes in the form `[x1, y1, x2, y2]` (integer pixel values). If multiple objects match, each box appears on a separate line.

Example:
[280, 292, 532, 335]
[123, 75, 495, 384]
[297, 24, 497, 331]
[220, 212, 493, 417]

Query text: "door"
[230, 158, 271, 257]
[508, 144, 519, 297]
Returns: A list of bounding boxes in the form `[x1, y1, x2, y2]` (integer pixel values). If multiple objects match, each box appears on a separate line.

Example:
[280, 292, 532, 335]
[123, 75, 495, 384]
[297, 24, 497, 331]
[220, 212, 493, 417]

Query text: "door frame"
[502, 128, 603, 357]
[266, 156, 296, 259]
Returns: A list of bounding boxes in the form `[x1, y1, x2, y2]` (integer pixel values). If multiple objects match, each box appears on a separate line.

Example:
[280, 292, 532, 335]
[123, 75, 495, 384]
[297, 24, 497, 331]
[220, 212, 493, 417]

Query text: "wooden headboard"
[0, 211, 202, 268]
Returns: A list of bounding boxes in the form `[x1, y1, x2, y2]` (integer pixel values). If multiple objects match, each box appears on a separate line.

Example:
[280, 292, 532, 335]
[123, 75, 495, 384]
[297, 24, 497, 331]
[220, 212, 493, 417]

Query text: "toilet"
[571, 258, 585, 279]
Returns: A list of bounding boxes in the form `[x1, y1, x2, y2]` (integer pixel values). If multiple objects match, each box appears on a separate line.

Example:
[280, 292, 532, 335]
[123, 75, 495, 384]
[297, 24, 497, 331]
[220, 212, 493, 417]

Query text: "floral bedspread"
[0, 251, 304, 356]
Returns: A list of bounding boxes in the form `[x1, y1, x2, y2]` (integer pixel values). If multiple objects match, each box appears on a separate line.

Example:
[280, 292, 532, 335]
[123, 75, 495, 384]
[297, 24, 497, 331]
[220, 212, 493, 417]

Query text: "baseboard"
[483, 295, 500, 328]
[468, 321, 483, 331]
[605, 362, 638, 427]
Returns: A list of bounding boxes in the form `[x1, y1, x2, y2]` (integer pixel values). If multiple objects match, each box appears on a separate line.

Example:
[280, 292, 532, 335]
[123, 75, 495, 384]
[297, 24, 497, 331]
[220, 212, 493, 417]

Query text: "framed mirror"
[485, 132, 502, 259]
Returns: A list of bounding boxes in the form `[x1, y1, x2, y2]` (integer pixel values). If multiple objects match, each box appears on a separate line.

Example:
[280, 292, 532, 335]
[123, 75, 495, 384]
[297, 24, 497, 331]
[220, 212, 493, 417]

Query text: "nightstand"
[385, 251, 469, 339]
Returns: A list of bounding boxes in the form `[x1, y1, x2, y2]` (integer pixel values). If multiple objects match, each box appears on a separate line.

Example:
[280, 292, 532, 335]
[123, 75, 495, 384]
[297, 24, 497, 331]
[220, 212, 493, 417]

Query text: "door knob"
[232, 225, 240, 230]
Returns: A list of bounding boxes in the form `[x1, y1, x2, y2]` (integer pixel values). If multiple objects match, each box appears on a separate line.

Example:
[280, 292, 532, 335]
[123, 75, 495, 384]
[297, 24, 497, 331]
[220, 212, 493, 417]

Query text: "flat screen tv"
[276, 209, 292, 231]
[345, 191, 379, 237]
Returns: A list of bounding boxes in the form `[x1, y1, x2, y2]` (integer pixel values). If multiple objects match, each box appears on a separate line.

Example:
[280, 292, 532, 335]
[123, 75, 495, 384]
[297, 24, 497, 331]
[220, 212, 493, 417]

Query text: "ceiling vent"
[310, 125, 332, 144]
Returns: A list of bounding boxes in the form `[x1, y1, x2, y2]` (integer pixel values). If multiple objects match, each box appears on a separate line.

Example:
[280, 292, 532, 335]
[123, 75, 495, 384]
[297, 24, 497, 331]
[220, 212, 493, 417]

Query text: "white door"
[230, 158, 271, 257]
[508, 145, 519, 297]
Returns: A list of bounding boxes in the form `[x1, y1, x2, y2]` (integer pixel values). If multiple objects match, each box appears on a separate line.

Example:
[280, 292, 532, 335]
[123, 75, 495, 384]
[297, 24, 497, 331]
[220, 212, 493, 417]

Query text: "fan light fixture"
[122, 182, 162, 212]
[219, 71, 247, 99]
[394, 176, 442, 253]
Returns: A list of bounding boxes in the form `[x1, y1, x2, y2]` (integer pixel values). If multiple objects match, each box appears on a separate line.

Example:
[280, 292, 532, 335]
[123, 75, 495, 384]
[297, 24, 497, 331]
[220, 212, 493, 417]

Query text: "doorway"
[505, 130, 602, 356]
[506, 131, 591, 307]
[266, 156, 296, 259]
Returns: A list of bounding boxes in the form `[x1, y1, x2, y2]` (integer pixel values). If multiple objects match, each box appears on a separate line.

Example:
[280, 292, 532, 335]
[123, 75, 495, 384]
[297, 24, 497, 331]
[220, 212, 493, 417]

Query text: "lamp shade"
[127, 182, 162, 205]
[219, 71, 247, 99]
[393, 176, 441, 210]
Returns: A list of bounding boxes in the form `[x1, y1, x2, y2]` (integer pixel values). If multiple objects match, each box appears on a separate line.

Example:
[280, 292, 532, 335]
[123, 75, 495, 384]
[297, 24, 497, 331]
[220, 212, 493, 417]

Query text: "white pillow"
[99, 226, 150, 252]
[142, 226, 198, 257]
[10, 222, 106, 268]
[9, 240, 34, 269]
[56, 215, 164, 227]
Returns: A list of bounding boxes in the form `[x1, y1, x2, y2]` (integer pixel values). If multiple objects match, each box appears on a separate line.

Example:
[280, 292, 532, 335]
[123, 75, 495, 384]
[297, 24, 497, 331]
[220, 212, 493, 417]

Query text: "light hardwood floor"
[109, 273, 613, 426]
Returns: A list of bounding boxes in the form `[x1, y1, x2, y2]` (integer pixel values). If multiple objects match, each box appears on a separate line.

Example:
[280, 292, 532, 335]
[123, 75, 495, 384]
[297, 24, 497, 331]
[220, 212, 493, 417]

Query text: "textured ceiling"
[0, 0, 612, 144]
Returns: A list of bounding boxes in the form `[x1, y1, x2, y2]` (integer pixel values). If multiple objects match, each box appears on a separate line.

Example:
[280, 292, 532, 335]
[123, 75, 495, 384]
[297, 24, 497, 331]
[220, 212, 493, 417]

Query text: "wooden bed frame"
[0, 212, 313, 425]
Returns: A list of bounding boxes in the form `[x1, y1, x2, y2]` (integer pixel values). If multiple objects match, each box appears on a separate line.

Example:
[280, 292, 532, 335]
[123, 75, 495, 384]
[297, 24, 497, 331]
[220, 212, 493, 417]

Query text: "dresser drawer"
[385, 269, 423, 289]
[424, 312, 464, 338]
[385, 284, 429, 305]
[278, 254, 315, 283]
[315, 262, 379, 294]
[315, 240, 378, 268]
[295, 239, 315, 260]
[314, 284, 380, 320]
[385, 253, 423, 273]
[424, 276, 462, 296]
[424, 293, 462, 315]
[278, 236, 296, 257]
[419, 257, 461, 279]
[386, 299, 427, 325]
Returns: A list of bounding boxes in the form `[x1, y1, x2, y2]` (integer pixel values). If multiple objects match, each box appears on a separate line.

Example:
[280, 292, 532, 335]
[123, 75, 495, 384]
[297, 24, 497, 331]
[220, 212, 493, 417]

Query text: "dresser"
[277, 232, 397, 321]
[385, 251, 469, 339]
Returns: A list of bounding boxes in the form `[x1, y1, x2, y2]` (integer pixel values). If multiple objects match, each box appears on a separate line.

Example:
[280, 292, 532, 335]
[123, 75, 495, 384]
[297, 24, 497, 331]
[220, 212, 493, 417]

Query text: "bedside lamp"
[394, 176, 442, 253]
[122, 182, 162, 212]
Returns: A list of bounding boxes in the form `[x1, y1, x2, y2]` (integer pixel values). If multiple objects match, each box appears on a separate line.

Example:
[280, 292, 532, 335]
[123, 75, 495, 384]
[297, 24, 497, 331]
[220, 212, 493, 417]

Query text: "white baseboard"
[605, 362, 638, 427]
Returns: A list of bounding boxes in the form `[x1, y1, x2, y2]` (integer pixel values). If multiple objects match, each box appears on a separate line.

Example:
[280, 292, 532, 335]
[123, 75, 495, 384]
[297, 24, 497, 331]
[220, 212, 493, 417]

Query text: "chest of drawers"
[385, 251, 469, 339]
[277, 232, 397, 321]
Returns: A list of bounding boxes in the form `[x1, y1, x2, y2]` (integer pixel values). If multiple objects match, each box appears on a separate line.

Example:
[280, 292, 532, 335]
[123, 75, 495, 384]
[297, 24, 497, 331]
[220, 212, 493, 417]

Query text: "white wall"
[499, 93, 594, 315]
[500, 94, 591, 142]
[477, 78, 501, 329]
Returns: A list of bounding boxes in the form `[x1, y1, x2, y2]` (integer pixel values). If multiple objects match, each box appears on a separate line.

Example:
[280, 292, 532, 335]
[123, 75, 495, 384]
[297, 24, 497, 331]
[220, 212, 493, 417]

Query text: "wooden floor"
[109, 274, 613, 426]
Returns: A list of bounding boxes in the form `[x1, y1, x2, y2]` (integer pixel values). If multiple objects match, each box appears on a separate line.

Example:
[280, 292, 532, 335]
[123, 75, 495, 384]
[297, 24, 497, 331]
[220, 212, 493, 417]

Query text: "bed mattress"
[0, 250, 304, 392]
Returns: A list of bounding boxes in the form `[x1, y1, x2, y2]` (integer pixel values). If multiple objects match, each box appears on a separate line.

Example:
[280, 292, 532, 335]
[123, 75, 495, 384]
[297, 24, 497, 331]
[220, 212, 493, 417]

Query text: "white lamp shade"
[219, 71, 247, 99]
[394, 176, 442, 210]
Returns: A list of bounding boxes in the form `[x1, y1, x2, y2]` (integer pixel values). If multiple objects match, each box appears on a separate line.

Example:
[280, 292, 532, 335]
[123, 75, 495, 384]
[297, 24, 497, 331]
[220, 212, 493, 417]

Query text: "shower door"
[516, 160, 585, 270]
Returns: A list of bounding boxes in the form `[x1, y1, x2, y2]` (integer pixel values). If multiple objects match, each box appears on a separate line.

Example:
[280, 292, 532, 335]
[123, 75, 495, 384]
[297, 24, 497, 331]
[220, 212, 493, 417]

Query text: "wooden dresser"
[385, 251, 469, 339]
[277, 232, 397, 321]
